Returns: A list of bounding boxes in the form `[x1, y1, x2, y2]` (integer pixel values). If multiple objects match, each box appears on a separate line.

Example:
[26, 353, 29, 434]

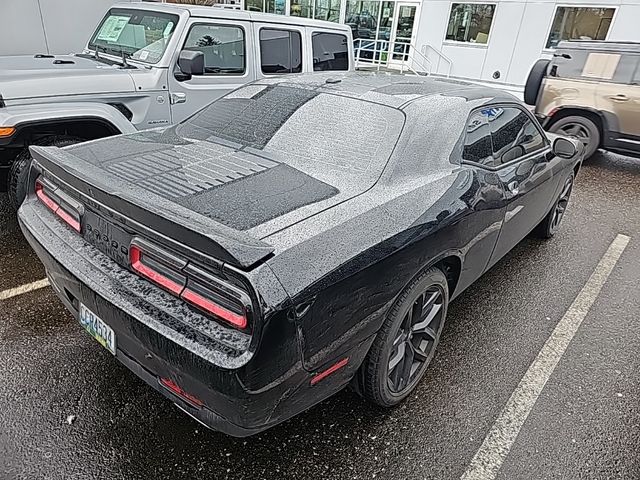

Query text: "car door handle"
[170, 93, 187, 105]
[608, 94, 629, 102]
[507, 181, 519, 196]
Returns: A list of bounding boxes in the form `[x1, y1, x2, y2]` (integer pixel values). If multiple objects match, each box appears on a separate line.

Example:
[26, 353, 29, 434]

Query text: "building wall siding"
[0, 0, 133, 56]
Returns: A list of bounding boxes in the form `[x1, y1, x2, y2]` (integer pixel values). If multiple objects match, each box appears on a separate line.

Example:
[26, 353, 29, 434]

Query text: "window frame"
[461, 103, 551, 171]
[257, 26, 304, 75]
[443, 2, 498, 48]
[179, 22, 248, 77]
[311, 31, 350, 71]
[543, 4, 619, 52]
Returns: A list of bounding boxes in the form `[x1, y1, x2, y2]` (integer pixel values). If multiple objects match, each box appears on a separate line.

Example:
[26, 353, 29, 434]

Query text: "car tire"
[548, 115, 600, 160]
[534, 172, 574, 239]
[524, 59, 550, 106]
[8, 135, 82, 211]
[357, 267, 449, 407]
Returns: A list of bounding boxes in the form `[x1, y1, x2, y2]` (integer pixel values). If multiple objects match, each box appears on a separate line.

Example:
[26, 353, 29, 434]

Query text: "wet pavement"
[1, 151, 639, 480]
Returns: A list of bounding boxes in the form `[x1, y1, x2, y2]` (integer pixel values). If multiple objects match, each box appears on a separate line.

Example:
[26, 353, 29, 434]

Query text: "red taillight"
[181, 288, 247, 329]
[130, 244, 184, 295]
[35, 179, 81, 232]
[159, 377, 204, 407]
[129, 241, 250, 330]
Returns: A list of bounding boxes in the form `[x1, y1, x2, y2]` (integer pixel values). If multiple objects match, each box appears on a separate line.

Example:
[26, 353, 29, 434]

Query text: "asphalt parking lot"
[0, 151, 638, 480]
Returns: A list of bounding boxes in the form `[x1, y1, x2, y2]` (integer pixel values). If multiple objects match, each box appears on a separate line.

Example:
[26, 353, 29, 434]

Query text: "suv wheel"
[8, 135, 82, 211]
[357, 267, 449, 407]
[549, 115, 600, 159]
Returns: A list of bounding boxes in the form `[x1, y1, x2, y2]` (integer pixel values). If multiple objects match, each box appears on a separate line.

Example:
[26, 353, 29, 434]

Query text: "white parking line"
[461, 233, 630, 480]
[0, 278, 50, 301]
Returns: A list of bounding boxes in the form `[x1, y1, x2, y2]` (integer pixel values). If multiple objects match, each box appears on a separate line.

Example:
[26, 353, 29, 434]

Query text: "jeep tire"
[8, 135, 82, 211]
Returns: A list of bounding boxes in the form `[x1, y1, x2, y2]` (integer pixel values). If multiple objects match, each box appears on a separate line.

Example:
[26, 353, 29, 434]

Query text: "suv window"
[550, 49, 639, 83]
[312, 32, 349, 71]
[489, 108, 545, 165]
[463, 110, 493, 165]
[260, 29, 302, 74]
[183, 24, 245, 75]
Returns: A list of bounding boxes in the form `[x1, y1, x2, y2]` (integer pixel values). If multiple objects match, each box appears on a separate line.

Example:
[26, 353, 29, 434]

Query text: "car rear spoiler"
[29, 145, 275, 269]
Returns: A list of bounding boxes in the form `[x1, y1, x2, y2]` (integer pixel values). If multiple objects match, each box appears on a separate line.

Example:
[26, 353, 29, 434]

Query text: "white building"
[3, 0, 638, 89]
[0, 0, 134, 56]
[237, 0, 640, 88]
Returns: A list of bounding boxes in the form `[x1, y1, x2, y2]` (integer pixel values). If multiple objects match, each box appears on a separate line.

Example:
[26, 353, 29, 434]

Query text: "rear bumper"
[18, 201, 367, 436]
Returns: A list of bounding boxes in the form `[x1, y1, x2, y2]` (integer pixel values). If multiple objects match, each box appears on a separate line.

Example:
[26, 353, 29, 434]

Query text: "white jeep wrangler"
[0, 2, 354, 209]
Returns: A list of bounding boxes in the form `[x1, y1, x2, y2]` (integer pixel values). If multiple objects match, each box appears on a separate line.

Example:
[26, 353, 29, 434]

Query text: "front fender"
[0, 102, 137, 146]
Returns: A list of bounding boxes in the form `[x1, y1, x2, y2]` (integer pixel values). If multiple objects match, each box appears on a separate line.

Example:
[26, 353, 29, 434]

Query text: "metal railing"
[421, 44, 453, 78]
[353, 38, 433, 76]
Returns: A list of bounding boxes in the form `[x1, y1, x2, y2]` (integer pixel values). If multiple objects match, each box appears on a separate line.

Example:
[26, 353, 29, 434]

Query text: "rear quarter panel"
[266, 168, 506, 371]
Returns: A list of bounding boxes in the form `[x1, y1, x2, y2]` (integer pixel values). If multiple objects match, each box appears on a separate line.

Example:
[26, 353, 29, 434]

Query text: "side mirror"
[177, 50, 205, 78]
[553, 137, 578, 159]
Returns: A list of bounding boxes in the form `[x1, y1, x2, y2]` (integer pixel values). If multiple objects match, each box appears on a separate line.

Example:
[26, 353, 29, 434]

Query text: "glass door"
[387, 2, 418, 68]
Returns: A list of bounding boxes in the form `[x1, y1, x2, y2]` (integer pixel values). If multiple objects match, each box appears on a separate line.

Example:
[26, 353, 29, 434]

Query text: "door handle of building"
[171, 93, 187, 105]
[507, 181, 519, 196]
[608, 94, 629, 102]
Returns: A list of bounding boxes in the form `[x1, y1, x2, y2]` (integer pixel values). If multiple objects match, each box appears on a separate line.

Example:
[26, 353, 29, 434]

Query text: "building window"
[546, 7, 615, 49]
[312, 32, 349, 70]
[245, 0, 285, 14]
[291, 0, 313, 18]
[445, 3, 496, 44]
[259, 29, 302, 73]
[345, 1, 381, 40]
[314, 0, 341, 22]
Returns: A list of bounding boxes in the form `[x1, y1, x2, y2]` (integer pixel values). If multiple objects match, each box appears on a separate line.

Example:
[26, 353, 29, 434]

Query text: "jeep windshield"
[88, 8, 179, 64]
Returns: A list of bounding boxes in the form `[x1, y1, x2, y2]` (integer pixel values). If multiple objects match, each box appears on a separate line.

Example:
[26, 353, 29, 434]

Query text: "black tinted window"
[463, 111, 493, 165]
[260, 29, 302, 74]
[183, 24, 245, 75]
[489, 108, 545, 164]
[312, 33, 349, 71]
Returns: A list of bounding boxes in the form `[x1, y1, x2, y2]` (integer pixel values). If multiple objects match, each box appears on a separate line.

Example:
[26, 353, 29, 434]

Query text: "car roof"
[557, 40, 640, 54]
[116, 2, 350, 32]
[254, 72, 518, 109]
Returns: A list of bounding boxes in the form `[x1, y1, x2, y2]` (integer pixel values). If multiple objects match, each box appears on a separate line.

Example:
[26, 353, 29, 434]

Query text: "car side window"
[260, 29, 302, 74]
[183, 24, 245, 75]
[312, 33, 349, 71]
[463, 111, 494, 165]
[489, 107, 546, 165]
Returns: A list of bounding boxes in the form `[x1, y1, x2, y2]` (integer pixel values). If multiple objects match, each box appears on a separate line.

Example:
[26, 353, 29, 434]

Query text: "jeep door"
[595, 53, 640, 146]
[168, 19, 255, 124]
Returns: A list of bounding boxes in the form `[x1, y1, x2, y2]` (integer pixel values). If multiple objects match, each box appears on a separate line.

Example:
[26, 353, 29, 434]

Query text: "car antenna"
[94, 45, 101, 60]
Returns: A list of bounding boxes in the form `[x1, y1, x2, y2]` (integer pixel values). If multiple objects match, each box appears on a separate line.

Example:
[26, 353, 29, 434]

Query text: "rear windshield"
[177, 84, 404, 176]
[88, 8, 179, 64]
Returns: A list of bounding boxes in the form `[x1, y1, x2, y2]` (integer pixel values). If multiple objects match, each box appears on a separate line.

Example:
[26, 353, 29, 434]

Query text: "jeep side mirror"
[553, 137, 578, 159]
[177, 50, 205, 80]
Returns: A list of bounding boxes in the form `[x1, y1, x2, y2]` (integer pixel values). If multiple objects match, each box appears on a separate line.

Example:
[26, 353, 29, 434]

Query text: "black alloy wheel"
[387, 286, 445, 394]
[534, 172, 574, 239]
[549, 115, 600, 159]
[549, 175, 573, 235]
[357, 267, 449, 407]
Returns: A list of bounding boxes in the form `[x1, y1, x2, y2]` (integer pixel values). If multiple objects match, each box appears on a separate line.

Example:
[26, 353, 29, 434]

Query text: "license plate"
[79, 303, 116, 355]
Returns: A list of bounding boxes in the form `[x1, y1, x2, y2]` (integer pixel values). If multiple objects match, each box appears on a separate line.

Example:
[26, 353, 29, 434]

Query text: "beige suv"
[525, 41, 640, 159]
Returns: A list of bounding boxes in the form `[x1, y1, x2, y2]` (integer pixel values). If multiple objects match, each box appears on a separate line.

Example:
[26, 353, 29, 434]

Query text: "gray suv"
[0, 2, 354, 209]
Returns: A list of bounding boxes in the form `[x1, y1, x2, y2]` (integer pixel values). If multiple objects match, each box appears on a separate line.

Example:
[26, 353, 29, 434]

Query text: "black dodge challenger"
[19, 73, 582, 436]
